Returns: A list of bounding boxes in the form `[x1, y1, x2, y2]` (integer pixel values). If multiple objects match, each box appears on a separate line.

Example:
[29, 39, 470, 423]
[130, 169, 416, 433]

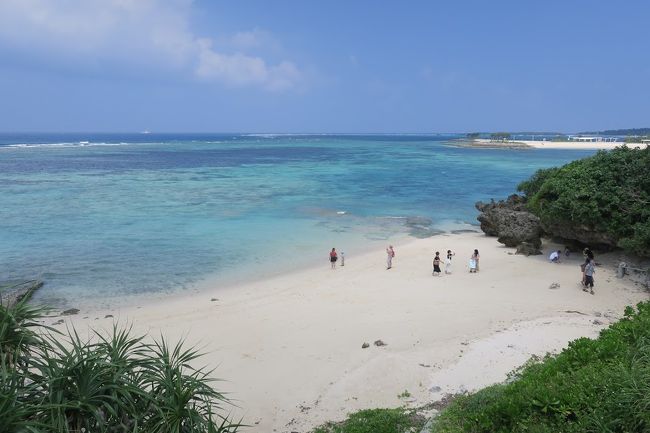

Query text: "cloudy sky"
[0, 0, 648, 132]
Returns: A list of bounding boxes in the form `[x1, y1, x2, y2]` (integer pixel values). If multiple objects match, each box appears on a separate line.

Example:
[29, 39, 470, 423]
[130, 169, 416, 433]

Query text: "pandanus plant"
[0, 291, 241, 433]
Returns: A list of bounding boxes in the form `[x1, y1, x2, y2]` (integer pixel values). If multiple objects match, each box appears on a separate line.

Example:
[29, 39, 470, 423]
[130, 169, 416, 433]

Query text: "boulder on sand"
[476, 194, 543, 252]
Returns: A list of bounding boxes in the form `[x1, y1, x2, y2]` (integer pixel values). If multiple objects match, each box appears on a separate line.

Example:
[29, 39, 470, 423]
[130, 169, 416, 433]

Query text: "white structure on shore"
[567, 135, 618, 142]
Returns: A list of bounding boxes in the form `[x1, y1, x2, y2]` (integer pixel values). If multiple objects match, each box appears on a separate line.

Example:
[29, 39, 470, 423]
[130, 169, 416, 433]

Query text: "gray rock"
[476, 194, 542, 248]
[373, 339, 387, 347]
[361, 342, 370, 349]
[516, 241, 542, 256]
[549, 282, 561, 289]
[0, 280, 44, 308]
[104, 314, 114, 318]
[62, 308, 80, 316]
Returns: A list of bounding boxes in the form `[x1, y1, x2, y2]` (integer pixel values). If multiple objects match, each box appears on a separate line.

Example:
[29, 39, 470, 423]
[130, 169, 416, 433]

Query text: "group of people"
[432, 249, 479, 275]
[548, 246, 596, 294]
[328, 246, 481, 274]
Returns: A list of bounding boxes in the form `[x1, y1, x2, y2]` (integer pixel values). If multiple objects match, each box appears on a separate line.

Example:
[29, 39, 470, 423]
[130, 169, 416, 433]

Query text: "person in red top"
[329, 248, 338, 269]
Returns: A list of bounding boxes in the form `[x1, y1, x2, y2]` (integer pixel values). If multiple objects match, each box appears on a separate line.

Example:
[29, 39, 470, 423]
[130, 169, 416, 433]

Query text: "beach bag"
[469, 259, 477, 269]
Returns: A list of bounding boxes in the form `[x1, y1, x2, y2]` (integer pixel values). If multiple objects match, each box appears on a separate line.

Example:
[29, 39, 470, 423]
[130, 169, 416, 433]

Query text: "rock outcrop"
[0, 280, 44, 308]
[475, 194, 543, 254]
[540, 221, 617, 250]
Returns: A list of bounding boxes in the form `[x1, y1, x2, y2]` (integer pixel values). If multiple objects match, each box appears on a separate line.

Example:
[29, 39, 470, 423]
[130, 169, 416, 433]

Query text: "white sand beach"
[63, 232, 648, 433]
[472, 138, 649, 150]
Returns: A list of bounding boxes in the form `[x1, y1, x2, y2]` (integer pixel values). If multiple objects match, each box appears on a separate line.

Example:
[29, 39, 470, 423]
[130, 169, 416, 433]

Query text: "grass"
[431, 301, 650, 433]
[0, 294, 240, 433]
[312, 408, 426, 433]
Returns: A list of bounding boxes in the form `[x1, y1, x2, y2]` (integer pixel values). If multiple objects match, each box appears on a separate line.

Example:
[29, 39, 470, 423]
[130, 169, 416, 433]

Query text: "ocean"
[0, 133, 596, 307]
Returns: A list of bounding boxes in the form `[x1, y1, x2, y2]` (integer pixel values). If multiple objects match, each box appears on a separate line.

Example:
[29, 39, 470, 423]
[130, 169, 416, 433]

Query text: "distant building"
[567, 136, 618, 142]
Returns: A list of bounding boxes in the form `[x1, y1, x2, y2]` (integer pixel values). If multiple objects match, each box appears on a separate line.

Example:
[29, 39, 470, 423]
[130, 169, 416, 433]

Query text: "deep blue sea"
[0, 133, 596, 306]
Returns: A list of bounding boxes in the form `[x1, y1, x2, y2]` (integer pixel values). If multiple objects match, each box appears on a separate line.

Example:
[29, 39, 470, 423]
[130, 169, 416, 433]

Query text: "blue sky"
[0, 1, 648, 133]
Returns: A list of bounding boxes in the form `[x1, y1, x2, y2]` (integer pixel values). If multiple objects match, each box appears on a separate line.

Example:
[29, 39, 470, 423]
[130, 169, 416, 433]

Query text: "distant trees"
[490, 132, 511, 141]
[466, 132, 481, 139]
[624, 135, 650, 143]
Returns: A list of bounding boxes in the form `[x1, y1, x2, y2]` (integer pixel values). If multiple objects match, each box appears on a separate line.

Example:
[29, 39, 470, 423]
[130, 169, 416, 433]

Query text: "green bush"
[0, 296, 240, 433]
[432, 302, 650, 433]
[517, 146, 650, 257]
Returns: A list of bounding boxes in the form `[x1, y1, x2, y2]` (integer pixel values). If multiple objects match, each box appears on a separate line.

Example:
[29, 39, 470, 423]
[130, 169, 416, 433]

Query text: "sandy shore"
[471, 138, 648, 150]
[62, 233, 648, 432]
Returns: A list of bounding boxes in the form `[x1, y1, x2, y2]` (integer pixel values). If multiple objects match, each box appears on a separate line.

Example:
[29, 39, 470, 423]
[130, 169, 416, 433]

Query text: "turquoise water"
[0, 134, 596, 305]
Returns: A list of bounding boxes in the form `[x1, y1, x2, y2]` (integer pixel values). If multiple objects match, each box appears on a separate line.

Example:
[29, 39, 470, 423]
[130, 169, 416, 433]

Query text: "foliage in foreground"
[431, 301, 650, 433]
[0, 296, 240, 433]
[312, 408, 426, 433]
[517, 145, 650, 257]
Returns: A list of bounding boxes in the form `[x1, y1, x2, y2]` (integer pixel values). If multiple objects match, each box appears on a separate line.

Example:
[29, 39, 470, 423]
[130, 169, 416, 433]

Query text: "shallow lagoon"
[0, 134, 595, 305]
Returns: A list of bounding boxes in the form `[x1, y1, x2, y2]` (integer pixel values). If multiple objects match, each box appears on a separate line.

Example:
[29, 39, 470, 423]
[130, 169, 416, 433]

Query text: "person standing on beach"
[583, 257, 595, 294]
[329, 248, 338, 269]
[386, 245, 395, 269]
[471, 249, 480, 272]
[581, 248, 594, 286]
[445, 250, 454, 274]
[432, 252, 442, 276]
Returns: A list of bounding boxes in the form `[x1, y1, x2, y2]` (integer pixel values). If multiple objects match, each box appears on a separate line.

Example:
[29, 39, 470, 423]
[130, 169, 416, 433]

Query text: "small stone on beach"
[211, 298, 218, 302]
[374, 339, 387, 347]
[62, 308, 80, 316]
[52, 319, 64, 325]
[104, 314, 114, 318]
[361, 342, 370, 349]
[549, 282, 560, 289]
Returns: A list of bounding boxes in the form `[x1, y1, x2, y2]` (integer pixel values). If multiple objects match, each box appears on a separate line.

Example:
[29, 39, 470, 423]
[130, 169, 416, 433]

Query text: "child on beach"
[329, 248, 338, 269]
[386, 245, 395, 269]
[469, 249, 480, 273]
[445, 250, 454, 274]
[432, 252, 442, 276]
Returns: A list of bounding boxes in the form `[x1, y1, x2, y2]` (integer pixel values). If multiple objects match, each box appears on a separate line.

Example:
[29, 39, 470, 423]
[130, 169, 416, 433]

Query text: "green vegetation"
[624, 135, 650, 143]
[581, 127, 650, 136]
[312, 408, 426, 433]
[466, 132, 481, 139]
[431, 301, 650, 433]
[489, 132, 511, 141]
[0, 296, 240, 433]
[517, 146, 650, 257]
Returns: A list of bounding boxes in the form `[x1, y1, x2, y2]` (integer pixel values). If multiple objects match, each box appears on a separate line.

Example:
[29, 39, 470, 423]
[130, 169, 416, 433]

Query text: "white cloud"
[229, 28, 276, 51]
[0, 0, 301, 91]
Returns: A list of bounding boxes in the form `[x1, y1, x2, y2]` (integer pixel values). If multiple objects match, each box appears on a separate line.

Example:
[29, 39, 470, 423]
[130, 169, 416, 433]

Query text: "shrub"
[431, 301, 650, 433]
[312, 408, 426, 433]
[0, 296, 240, 433]
[517, 146, 650, 257]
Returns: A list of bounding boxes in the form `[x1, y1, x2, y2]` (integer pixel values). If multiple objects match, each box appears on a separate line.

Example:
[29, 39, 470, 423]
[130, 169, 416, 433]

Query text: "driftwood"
[0, 280, 44, 308]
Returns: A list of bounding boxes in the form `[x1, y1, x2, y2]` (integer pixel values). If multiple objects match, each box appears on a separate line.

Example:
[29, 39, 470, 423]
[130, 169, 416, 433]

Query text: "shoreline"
[61, 232, 648, 432]
[45, 223, 482, 313]
[456, 138, 649, 150]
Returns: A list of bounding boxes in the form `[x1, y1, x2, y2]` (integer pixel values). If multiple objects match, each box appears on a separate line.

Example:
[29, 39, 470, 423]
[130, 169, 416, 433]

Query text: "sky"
[0, 0, 648, 133]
